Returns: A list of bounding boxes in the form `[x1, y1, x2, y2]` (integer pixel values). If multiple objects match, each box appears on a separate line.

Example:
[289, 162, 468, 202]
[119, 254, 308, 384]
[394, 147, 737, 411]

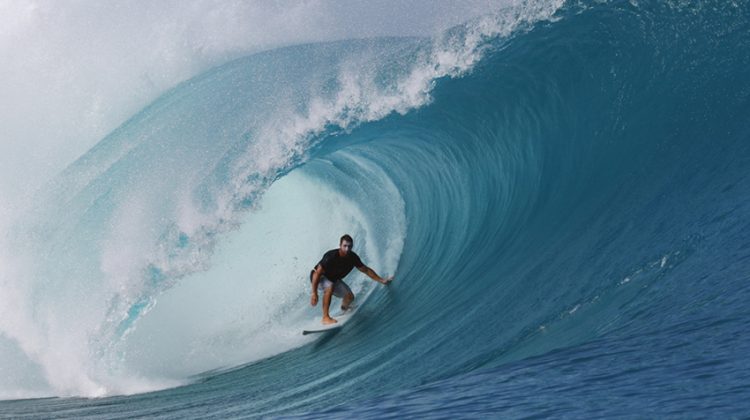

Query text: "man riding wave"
[310, 234, 393, 324]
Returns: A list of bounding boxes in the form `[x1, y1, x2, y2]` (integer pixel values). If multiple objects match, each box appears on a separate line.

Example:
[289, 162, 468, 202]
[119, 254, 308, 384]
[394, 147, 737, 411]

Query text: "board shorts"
[310, 270, 352, 298]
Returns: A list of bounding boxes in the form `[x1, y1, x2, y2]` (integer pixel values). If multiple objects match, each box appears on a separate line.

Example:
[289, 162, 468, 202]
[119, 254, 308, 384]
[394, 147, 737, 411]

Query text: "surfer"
[310, 234, 393, 324]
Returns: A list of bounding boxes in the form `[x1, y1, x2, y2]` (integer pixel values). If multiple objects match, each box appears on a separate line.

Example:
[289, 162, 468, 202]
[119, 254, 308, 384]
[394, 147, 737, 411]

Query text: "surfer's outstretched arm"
[357, 265, 393, 285]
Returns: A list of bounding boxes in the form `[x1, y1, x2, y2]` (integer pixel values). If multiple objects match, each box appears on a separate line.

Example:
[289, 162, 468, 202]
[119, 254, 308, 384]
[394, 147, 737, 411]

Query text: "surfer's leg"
[338, 281, 355, 311]
[321, 286, 337, 325]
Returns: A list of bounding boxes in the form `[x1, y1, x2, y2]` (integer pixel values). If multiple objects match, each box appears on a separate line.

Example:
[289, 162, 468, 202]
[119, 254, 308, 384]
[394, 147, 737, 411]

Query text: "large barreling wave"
[2, 0, 750, 417]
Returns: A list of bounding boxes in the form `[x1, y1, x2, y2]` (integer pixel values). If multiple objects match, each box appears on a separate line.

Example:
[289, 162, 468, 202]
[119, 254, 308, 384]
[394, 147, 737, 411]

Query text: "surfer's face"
[340, 241, 353, 255]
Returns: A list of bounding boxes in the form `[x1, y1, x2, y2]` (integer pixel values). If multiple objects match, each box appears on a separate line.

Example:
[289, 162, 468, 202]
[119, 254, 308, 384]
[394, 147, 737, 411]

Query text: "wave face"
[2, 0, 750, 417]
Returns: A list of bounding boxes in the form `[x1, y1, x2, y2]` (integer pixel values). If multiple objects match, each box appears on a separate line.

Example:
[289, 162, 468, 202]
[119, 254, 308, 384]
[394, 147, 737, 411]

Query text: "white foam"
[0, 0, 528, 200]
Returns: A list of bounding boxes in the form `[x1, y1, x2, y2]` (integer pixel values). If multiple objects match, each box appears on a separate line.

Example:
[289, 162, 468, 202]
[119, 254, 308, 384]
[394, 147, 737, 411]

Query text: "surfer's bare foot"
[322, 316, 338, 325]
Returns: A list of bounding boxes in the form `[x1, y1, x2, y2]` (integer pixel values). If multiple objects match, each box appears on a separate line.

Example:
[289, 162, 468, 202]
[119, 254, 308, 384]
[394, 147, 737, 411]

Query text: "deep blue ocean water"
[2, 0, 750, 417]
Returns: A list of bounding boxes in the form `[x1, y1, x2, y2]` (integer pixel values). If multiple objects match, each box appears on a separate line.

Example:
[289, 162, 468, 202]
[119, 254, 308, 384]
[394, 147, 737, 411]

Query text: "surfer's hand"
[381, 276, 393, 285]
[311, 292, 318, 306]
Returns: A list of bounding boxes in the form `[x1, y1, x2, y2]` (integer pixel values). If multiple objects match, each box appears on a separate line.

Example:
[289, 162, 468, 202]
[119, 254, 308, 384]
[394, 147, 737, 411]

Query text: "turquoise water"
[2, 0, 750, 417]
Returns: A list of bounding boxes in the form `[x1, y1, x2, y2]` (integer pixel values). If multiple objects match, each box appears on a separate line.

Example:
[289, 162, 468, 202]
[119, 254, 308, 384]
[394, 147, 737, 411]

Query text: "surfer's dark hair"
[340, 234, 353, 244]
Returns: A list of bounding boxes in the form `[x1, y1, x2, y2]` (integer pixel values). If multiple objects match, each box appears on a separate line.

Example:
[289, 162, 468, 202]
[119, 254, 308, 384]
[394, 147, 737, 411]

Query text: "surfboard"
[302, 308, 356, 335]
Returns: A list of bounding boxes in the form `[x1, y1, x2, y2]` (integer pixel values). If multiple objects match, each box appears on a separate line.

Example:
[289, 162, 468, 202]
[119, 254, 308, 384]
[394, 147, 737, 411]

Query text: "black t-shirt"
[315, 249, 364, 281]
